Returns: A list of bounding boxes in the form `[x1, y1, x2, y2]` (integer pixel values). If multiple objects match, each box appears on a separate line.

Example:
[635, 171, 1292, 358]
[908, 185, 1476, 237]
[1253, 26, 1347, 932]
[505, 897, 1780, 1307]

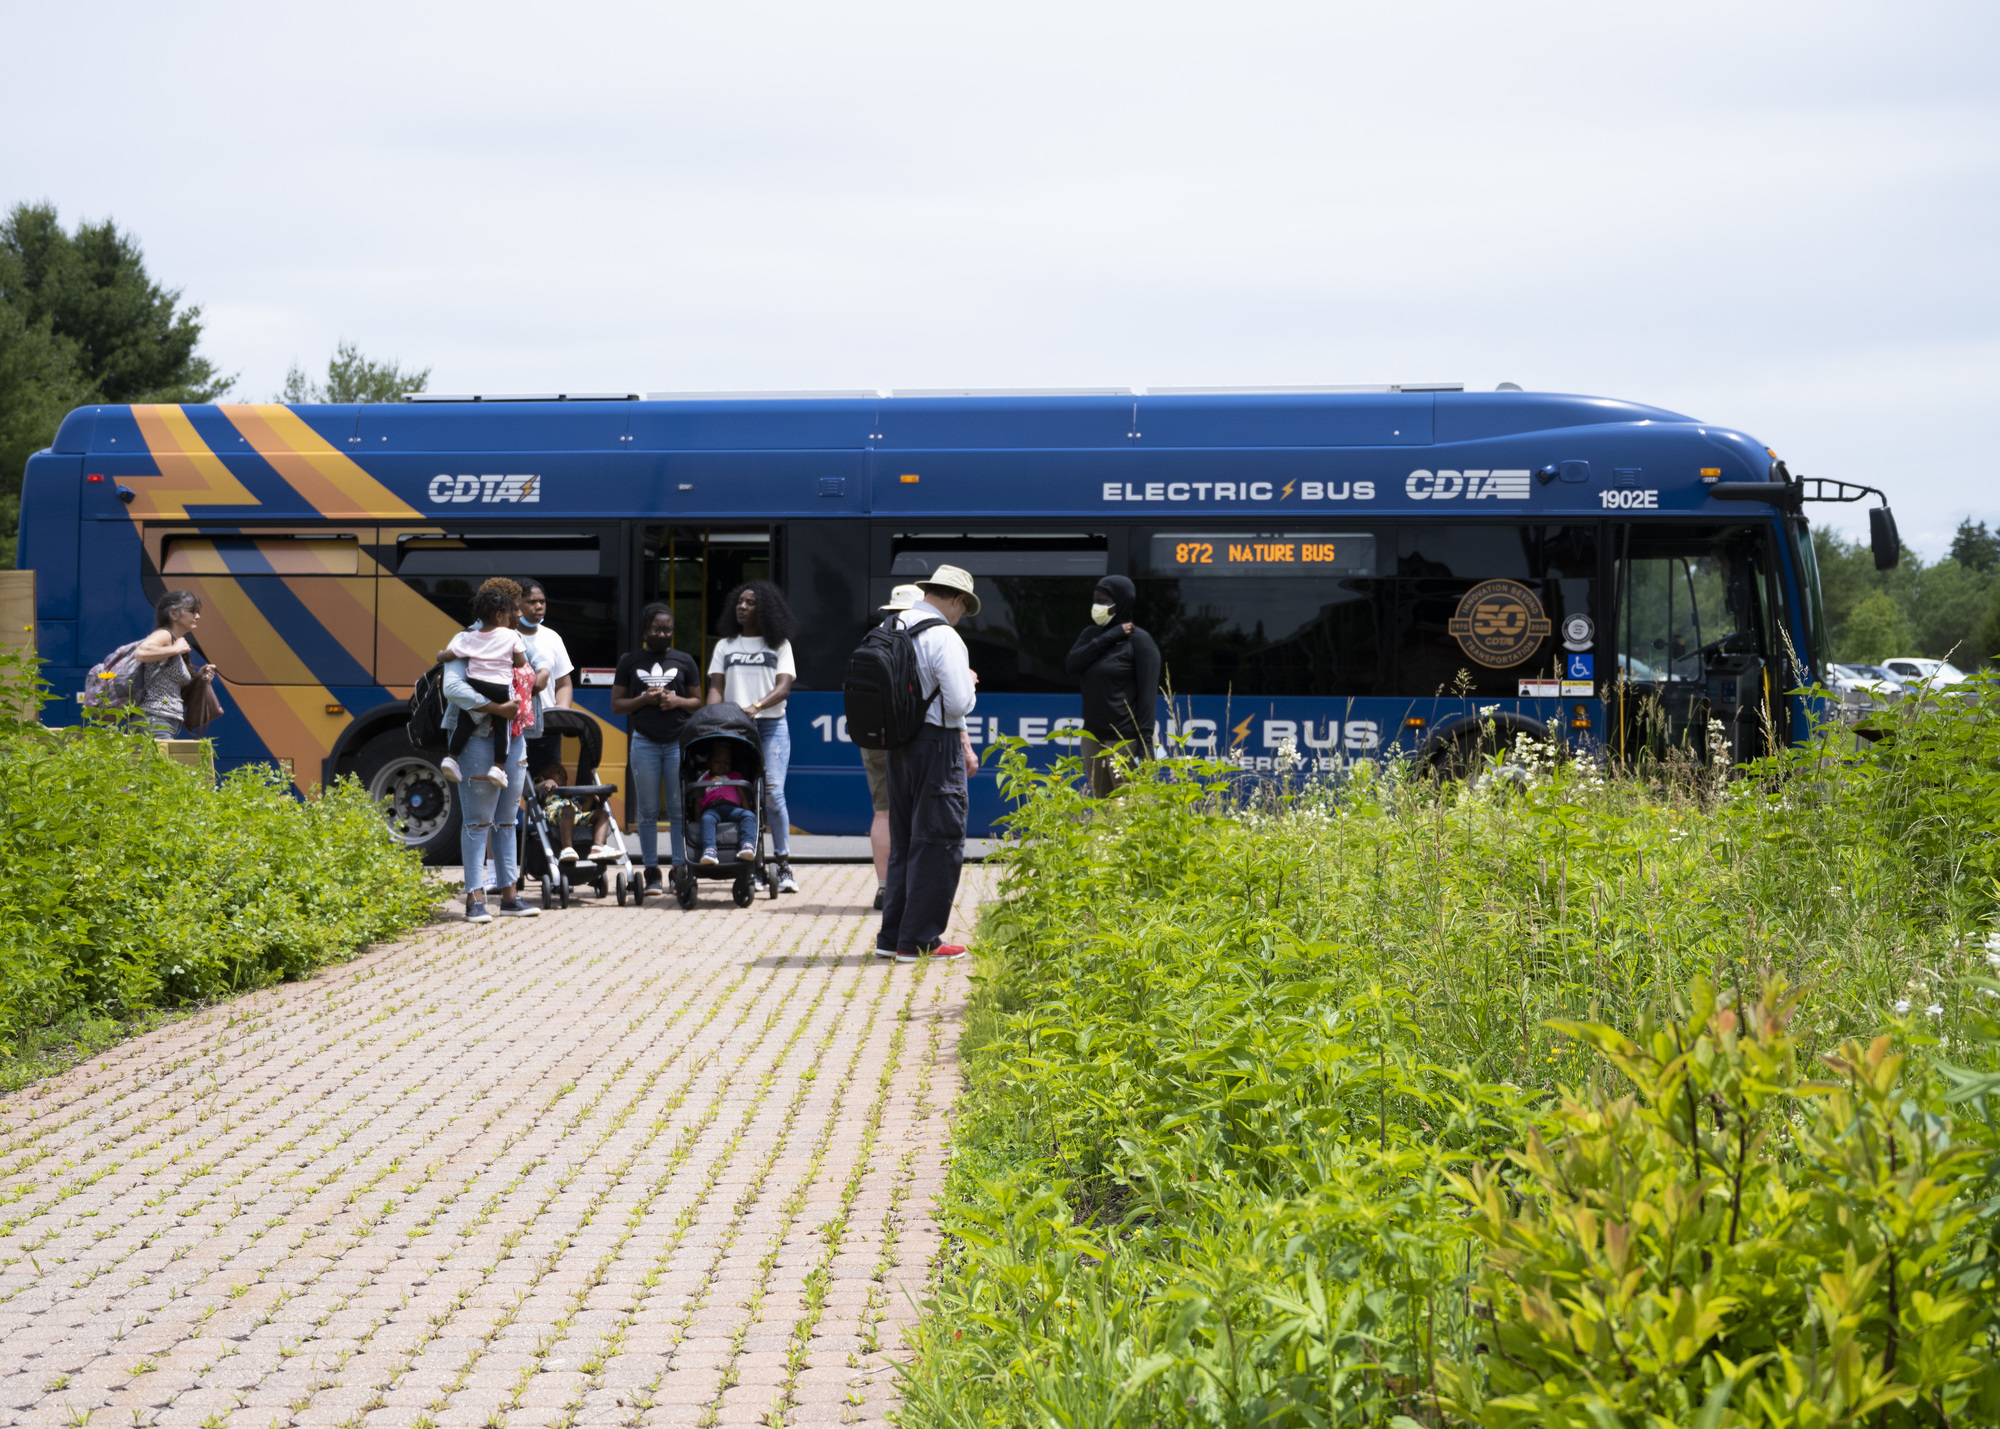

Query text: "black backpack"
[843, 617, 946, 749]
[406, 664, 450, 752]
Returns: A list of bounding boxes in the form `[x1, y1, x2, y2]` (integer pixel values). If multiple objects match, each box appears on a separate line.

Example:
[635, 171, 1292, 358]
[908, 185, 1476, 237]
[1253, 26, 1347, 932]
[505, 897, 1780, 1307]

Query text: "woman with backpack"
[133, 590, 219, 737]
[706, 580, 800, 894]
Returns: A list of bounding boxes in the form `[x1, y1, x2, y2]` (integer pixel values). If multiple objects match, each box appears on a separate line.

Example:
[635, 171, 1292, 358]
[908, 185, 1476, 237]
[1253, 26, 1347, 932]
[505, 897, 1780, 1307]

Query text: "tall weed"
[904, 687, 2000, 1427]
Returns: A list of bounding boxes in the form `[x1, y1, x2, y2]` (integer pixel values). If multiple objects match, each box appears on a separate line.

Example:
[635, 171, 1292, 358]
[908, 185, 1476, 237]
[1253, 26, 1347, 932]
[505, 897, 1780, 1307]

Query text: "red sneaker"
[926, 943, 968, 960]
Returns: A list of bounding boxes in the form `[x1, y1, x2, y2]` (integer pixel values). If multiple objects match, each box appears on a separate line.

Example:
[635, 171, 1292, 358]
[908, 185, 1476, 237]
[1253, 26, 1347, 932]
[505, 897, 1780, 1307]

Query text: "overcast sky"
[6, 0, 1995, 554]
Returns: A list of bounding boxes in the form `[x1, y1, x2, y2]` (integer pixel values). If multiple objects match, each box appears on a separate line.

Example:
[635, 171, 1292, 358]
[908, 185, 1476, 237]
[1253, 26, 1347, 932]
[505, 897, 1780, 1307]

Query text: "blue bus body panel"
[18, 388, 1811, 839]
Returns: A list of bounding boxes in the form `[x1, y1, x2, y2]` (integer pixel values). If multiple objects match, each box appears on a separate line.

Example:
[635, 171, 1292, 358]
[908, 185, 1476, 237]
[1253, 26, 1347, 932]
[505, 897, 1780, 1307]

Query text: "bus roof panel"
[1432, 391, 1691, 442]
[1135, 392, 1432, 447]
[632, 398, 878, 451]
[876, 395, 1133, 450]
[354, 401, 630, 452]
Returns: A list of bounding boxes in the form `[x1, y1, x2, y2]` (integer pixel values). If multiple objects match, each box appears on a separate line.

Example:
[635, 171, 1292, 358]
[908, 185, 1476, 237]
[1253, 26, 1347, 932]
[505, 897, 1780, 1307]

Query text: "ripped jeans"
[457, 724, 529, 896]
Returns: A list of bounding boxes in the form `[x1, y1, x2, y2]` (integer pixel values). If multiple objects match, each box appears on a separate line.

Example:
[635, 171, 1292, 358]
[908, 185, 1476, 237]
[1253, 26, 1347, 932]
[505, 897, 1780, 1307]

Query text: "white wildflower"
[1928, 1004, 1944, 1017]
[1988, 950, 2000, 970]
[1893, 998, 1911, 1014]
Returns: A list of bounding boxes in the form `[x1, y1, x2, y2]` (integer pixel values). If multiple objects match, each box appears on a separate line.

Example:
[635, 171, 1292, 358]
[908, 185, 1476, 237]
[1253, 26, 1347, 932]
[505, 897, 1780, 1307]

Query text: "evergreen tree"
[0, 202, 231, 564]
[1948, 517, 2000, 574]
[0, 203, 230, 404]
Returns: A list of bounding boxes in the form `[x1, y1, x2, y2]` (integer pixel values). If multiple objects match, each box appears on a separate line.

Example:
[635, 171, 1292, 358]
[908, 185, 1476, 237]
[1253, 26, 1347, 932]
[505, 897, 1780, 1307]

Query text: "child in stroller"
[694, 744, 758, 865]
[672, 703, 776, 907]
[516, 708, 641, 908]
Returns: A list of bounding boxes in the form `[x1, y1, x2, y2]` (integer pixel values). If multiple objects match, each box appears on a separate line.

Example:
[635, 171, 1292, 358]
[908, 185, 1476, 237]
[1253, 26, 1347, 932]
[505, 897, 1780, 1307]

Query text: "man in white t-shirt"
[705, 580, 801, 892]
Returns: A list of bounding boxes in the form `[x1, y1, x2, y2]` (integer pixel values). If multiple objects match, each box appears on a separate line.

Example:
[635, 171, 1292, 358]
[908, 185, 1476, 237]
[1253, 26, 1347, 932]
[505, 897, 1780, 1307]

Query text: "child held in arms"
[694, 745, 758, 866]
[440, 583, 532, 785]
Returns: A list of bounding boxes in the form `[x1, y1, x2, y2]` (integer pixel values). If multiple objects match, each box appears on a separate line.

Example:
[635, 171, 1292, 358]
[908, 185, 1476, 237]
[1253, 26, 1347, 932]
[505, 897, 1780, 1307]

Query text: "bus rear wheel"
[355, 730, 462, 865]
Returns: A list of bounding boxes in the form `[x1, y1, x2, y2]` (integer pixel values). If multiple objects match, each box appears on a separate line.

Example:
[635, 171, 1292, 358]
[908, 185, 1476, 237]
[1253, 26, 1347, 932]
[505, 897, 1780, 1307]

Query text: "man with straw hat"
[876, 564, 980, 962]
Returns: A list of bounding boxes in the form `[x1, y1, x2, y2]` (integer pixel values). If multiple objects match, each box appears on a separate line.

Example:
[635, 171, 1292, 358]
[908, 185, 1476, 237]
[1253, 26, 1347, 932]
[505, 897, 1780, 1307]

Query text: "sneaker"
[439, 756, 463, 783]
[559, 846, 579, 864]
[644, 865, 663, 891]
[473, 765, 507, 785]
[873, 886, 885, 910]
[776, 865, 799, 893]
[925, 943, 968, 960]
[587, 845, 615, 862]
[700, 849, 719, 866]
[895, 948, 919, 963]
[737, 845, 757, 863]
[465, 900, 492, 924]
[874, 947, 899, 961]
[497, 898, 541, 918]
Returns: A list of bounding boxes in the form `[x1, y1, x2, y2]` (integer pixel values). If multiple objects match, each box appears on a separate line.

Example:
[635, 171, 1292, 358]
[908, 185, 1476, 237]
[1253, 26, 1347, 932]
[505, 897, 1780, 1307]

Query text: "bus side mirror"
[1869, 507, 1900, 570]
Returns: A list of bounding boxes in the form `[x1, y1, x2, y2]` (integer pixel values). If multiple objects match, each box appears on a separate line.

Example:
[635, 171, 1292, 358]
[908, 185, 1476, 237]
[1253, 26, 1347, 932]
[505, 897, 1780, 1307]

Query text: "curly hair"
[716, 580, 797, 651]
[471, 577, 522, 626]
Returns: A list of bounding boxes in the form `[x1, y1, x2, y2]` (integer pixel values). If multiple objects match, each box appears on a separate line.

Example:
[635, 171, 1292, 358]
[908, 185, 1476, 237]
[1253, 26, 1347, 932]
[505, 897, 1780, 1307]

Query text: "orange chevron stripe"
[280, 577, 377, 674]
[226, 686, 349, 792]
[377, 575, 470, 684]
[127, 406, 262, 517]
[171, 576, 308, 685]
[220, 405, 419, 519]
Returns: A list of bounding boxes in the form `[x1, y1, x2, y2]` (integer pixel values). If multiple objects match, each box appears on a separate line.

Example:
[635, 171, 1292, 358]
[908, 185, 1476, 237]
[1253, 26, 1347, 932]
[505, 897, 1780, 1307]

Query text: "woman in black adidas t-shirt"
[612, 603, 703, 898]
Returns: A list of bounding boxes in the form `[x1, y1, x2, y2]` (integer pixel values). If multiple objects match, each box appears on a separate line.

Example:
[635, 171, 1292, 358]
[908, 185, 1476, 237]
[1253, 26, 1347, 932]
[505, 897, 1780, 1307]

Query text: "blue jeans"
[756, 716, 792, 859]
[699, 803, 757, 856]
[458, 724, 528, 897]
[629, 733, 685, 868]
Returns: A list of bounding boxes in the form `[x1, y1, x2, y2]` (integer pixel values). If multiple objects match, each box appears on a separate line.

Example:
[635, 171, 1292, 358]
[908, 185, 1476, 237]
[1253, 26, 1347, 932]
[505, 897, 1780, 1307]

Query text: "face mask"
[518, 616, 541, 631]
[1091, 603, 1114, 626]
[644, 633, 671, 651]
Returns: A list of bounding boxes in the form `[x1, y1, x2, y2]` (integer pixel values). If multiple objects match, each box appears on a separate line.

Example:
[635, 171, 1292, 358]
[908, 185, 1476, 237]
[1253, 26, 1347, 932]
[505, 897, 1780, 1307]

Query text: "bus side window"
[1388, 525, 1597, 698]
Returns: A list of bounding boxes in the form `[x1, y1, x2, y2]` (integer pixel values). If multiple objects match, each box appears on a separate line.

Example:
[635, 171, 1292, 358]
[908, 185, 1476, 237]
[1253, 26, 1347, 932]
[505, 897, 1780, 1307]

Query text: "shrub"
[902, 692, 2000, 1428]
[0, 652, 436, 1058]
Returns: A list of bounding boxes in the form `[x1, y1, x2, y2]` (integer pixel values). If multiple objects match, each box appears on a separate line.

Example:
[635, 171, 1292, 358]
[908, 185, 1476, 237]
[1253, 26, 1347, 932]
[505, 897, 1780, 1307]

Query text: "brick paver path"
[0, 864, 991, 1429]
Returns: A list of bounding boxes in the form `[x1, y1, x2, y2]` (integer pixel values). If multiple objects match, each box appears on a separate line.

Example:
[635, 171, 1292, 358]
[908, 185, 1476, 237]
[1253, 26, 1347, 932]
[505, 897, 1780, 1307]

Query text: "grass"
[901, 686, 2000, 1428]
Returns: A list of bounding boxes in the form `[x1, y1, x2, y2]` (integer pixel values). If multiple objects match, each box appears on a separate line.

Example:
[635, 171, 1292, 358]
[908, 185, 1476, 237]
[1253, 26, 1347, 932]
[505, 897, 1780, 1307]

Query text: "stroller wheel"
[557, 874, 571, 909]
[732, 874, 752, 908]
[673, 865, 695, 909]
[615, 870, 628, 906]
[765, 864, 779, 900]
[539, 877, 554, 911]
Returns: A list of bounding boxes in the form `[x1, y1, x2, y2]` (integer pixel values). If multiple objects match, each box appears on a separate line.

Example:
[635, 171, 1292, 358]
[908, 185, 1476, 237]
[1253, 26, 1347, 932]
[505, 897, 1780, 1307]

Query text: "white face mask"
[1091, 603, 1114, 626]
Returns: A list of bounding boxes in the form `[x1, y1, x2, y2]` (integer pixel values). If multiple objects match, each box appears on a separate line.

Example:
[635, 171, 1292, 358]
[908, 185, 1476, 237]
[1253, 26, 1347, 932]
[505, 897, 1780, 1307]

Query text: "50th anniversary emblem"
[1448, 579, 1552, 668]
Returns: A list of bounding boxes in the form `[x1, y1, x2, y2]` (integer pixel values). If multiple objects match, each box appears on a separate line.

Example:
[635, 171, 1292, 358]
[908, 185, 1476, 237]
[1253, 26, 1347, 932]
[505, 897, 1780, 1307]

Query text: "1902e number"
[1599, 488, 1660, 509]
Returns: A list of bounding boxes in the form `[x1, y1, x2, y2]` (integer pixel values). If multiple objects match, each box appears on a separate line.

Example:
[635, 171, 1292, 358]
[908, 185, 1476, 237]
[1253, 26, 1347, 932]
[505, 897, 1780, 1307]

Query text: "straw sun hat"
[916, 563, 980, 617]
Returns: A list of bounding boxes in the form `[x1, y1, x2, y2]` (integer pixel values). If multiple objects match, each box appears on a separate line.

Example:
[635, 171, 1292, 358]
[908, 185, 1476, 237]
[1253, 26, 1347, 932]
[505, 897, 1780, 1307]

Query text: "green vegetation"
[1815, 519, 2000, 668]
[278, 339, 430, 404]
[905, 695, 2000, 1427]
[0, 655, 437, 1066]
[0, 201, 231, 565]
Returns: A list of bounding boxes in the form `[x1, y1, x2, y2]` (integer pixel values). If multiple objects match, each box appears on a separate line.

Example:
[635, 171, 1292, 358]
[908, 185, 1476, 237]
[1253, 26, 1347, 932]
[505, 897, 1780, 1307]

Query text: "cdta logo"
[1404, 469, 1532, 501]
[427, 474, 542, 504]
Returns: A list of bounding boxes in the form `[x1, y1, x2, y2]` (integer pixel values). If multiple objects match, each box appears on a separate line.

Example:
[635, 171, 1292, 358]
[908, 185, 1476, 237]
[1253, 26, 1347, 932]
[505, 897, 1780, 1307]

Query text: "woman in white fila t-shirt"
[706, 580, 800, 893]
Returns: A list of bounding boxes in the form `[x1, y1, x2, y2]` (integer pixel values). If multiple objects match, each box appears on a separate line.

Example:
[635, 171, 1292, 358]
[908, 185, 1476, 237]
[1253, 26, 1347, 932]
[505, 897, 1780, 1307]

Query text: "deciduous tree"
[278, 342, 429, 404]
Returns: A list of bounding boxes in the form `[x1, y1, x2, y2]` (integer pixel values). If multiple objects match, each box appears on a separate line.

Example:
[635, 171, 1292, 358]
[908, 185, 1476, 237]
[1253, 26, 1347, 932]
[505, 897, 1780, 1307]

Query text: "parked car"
[1881, 657, 1968, 688]
[1825, 663, 1906, 717]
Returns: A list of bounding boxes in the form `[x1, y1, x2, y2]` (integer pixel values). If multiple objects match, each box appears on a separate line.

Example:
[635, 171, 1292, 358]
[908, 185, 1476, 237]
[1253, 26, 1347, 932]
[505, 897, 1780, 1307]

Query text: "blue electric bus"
[17, 385, 1896, 860]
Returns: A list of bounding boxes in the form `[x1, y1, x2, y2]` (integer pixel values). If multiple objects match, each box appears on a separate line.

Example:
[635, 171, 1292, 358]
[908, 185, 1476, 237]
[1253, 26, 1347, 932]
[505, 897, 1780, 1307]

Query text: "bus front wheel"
[355, 730, 462, 865]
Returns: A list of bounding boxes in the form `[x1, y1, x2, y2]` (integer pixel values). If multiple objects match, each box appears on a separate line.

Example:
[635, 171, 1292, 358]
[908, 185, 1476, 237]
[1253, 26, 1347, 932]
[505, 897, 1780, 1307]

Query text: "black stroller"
[518, 708, 639, 909]
[670, 703, 777, 909]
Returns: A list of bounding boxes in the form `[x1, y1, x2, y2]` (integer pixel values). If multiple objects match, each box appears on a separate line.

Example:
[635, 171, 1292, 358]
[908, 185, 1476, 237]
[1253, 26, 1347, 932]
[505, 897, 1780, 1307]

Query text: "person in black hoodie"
[1064, 574, 1161, 796]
